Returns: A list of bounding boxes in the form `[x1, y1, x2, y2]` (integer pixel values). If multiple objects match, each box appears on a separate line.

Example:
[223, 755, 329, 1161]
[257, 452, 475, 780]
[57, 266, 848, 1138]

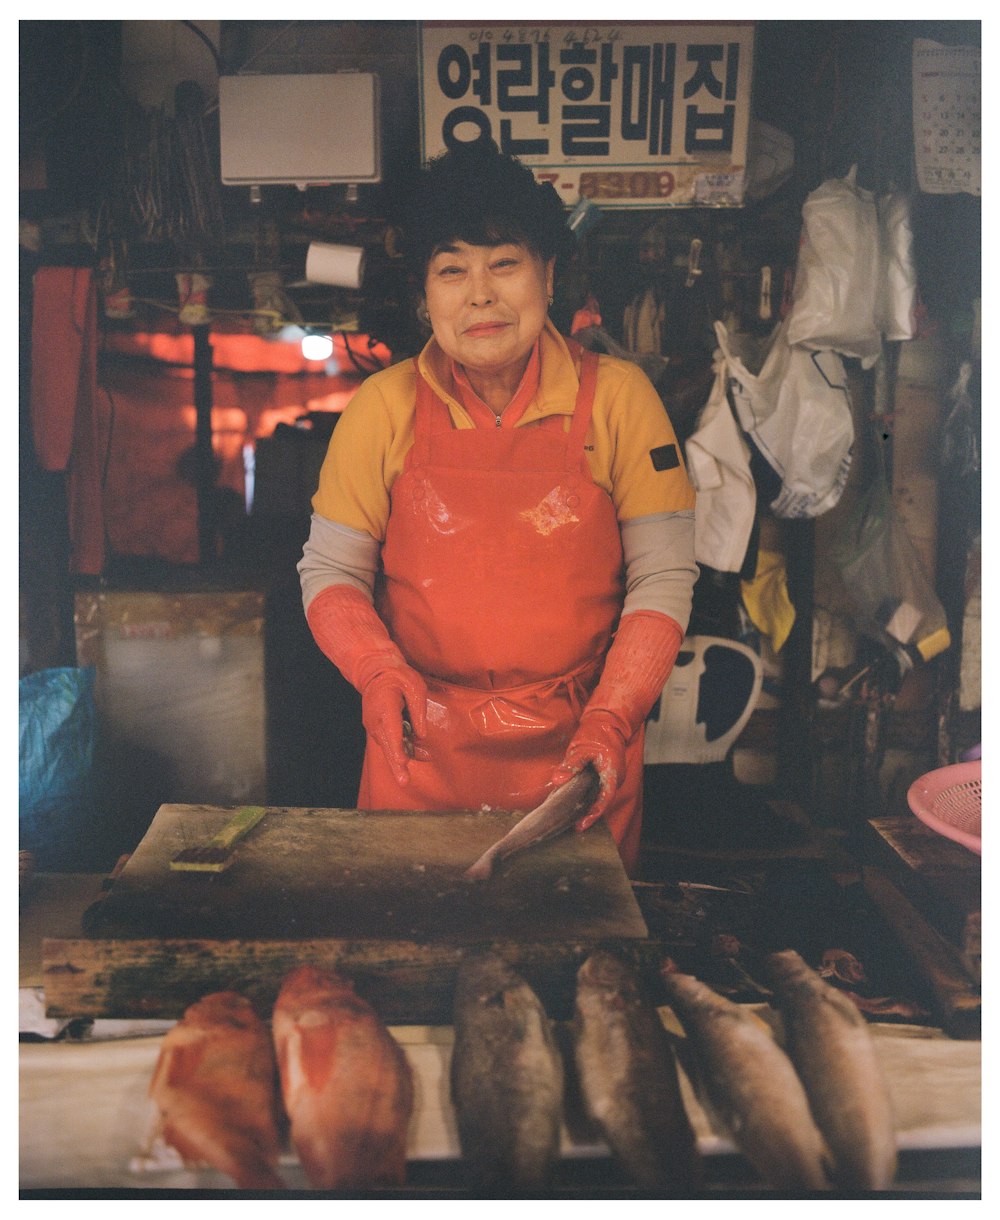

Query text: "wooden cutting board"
[82, 803, 648, 943]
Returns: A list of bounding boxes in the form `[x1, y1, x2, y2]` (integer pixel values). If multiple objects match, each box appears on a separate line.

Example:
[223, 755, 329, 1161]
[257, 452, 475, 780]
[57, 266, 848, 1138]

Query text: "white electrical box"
[219, 73, 381, 187]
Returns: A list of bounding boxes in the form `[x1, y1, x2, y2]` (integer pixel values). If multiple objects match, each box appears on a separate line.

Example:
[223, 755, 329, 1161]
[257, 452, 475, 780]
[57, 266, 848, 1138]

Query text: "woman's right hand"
[360, 667, 429, 785]
[305, 584, 430, 784]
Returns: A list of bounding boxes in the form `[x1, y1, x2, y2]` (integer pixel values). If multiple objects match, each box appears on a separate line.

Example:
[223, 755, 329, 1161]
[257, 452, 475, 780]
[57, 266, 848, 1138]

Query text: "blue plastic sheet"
[19, 667, 96, 867]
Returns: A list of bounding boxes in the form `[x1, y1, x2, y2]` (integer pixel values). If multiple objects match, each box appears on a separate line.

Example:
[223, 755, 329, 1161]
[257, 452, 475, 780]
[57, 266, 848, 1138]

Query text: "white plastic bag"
[684, 353, 756, 572]
[786, 166, 882, 368]
[876, 192, 918, 341]
[715, 317, 854, 519]
[833, 462, 951, 661]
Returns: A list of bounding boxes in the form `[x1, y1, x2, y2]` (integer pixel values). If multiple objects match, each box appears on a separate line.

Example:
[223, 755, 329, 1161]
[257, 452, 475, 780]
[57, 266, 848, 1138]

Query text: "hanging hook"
[684, 238, 703, 289]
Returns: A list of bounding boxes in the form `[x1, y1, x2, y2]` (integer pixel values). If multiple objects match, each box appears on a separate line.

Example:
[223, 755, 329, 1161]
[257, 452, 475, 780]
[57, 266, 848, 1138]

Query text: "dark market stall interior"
[19, 19, 981, 1199]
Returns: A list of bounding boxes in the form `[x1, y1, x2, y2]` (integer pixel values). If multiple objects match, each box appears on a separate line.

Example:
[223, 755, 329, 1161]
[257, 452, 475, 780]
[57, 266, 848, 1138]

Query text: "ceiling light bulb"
[301, 332, 334, 361]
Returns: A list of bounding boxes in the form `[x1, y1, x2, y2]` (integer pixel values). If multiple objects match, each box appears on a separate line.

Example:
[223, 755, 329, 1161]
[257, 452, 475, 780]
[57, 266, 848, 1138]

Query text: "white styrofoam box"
[75, 590, 267, 808]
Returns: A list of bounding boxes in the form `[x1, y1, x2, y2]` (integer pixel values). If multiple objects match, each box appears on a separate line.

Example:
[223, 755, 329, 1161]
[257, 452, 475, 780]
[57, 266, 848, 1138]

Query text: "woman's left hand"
[550, 710, 628, 829]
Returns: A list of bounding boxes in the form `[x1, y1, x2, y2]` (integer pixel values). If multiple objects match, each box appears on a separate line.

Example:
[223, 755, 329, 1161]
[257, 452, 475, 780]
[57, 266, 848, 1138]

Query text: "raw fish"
[463, 765, 600, 881]
[450, 951, 564, 1190]
[272, 964, 414, 1190]
[766, 949, 897, 1189]
[572, 951, 702, 1190]
[661, 969, 831, 1191]
[149, 991, 285, 1190]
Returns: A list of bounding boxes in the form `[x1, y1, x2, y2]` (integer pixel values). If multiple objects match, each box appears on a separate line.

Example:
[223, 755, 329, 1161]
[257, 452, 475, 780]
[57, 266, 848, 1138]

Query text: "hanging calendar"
[912, 39, 980, 197]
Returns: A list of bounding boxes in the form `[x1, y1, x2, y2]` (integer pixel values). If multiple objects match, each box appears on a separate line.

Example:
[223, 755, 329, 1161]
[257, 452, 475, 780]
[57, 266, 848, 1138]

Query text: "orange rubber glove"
[552, 610, 684, 828]
[306, 585, 428, 786]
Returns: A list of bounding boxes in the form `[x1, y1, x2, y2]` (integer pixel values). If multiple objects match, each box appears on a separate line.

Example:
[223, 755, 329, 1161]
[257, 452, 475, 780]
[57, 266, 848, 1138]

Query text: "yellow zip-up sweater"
[312, 320, 696, 540]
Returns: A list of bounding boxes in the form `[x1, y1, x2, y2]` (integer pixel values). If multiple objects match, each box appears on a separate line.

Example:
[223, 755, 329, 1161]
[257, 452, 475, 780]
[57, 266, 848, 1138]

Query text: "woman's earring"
[416, 301, 430, 325]
[547, 294, 554, 306]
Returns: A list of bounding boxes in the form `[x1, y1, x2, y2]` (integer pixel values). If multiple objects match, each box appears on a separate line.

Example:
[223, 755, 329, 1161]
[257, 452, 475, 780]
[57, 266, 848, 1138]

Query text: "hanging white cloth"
[715, 317, 854, 520]
[684, 353, 757, 572]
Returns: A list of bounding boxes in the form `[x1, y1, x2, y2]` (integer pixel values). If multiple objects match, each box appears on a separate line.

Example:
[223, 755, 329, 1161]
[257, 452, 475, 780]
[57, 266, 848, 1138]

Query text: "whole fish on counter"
[148, 991, 286, 1191]
[765, 949, 898, 1190]
[450, 952, 564, 1191]
[271, 964, 414, 1190]
[572, 951, 702, 1191]
[660, 969, 831, 1192]
[463, 764, 601, 881]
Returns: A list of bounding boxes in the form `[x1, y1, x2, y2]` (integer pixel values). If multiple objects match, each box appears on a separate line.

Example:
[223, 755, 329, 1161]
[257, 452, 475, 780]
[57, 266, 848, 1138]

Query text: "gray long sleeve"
[298, 508, 698, 632]
[297, 514, 380, 611]
[620, 511, 698, 632]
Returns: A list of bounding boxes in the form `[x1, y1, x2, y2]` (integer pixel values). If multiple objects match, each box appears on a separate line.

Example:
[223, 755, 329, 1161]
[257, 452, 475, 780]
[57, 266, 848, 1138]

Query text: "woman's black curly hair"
[404, 138, 574, 282]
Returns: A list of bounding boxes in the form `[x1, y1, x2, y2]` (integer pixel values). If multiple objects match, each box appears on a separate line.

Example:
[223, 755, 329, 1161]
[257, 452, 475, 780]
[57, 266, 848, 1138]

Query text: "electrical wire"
[118, 296, 371, 340]
[338, 334, 385, 376]
[181, 21, 221, 74]
[233, 22, 300, 74]
[126, 295, 285, 325]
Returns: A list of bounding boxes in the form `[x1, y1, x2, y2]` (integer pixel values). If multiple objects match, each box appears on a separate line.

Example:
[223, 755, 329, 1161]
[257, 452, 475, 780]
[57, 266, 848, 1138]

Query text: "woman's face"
[423, 240, 555, 384]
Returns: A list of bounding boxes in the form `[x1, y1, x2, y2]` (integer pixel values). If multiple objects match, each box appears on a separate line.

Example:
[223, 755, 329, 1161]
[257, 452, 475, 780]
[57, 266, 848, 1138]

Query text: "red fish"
[271, 964, 414, 1190]
[148, 991, 286, 1191]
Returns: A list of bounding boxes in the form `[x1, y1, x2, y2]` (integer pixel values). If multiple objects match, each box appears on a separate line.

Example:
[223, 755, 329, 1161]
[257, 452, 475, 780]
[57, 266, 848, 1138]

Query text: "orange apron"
[360, 343, 644, 871]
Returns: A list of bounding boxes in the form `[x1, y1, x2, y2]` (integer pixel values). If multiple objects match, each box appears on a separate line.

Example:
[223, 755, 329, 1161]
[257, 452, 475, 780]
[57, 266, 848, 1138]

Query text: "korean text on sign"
[420, 24, 755, 207]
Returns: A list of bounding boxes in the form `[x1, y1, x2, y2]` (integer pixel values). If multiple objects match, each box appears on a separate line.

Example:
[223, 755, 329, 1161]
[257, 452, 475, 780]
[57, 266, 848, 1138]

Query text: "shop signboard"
[419, 21, 755, 207]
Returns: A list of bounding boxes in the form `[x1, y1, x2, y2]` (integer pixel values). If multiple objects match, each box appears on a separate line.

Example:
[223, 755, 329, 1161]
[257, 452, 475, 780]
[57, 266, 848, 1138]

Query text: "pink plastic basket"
[907, 760, 982, 856]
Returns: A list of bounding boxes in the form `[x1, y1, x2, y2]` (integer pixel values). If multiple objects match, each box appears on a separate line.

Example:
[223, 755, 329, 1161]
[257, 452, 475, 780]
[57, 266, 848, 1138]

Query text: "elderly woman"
[297, 140, 697, 874]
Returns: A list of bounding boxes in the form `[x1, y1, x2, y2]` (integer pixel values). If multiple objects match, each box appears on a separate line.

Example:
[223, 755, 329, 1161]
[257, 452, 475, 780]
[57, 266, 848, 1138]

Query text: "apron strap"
[565, 342, 600, 462]
[412, 358, 446, 464]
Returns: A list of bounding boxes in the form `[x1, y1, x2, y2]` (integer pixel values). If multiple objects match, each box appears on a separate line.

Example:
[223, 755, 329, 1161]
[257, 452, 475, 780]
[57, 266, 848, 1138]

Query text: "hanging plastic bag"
[832, 463, 951, 662]
[19, 667, 97, 868]
[684, 352, 757, 572]
[786, 166, 882, 368]
[876, 192, 918, 341]
[715, 317, 854, 519]
[941, 360, 980, 482]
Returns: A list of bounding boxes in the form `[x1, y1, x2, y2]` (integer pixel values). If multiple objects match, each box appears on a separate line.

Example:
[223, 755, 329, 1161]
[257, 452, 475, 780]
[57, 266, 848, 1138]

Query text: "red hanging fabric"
[30, 267, 105, 575]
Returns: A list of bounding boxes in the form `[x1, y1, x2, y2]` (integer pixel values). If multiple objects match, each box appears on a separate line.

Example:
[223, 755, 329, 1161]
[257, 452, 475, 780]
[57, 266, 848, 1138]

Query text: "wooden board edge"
[862, 867, 981, 1040]
[41, 936, 667, 1025]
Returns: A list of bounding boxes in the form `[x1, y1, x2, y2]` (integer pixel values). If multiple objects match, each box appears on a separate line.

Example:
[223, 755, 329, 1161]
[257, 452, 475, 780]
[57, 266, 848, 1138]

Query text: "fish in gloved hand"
[661, 968, 831, 1192]
[462, 764, 600, 881]
[450, 952, 564, 1191]
[765, 949, 897, 1190]
[272, 964, 414, 1190]
[572, 951, 702, 1191]
[148, 991, 286, 1191]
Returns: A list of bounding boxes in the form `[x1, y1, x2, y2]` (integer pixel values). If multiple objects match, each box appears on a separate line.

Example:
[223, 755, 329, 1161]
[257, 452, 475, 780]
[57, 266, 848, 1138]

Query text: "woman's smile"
[463, 320, 510, 336]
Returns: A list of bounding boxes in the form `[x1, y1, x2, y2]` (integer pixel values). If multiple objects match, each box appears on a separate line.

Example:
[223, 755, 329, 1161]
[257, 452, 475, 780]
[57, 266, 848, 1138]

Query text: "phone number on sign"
[537, 170, 677, 200]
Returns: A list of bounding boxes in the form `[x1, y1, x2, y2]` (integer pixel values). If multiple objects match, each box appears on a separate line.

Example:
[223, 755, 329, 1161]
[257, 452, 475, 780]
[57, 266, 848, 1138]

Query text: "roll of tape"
[305, 242, 366, 289]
